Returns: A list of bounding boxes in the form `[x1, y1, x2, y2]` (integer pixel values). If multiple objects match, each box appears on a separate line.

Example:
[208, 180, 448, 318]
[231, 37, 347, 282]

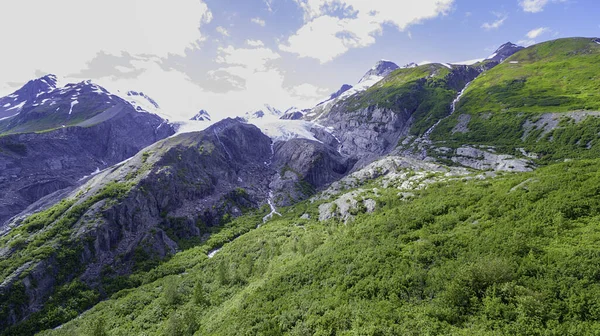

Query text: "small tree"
[87, 317, 107, 336]
[193, 281, 209, 307]
[163, 277, 179, 306]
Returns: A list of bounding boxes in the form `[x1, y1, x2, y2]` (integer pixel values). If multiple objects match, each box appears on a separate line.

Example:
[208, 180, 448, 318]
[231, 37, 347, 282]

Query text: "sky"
[0, 0, 599, 121]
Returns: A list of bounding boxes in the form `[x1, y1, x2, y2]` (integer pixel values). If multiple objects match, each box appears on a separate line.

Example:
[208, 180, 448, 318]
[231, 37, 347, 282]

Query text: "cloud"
[204, 45, 328, 115]
[252, 17, 267, 27]
[519, 0, 565, 13]
[517, 39, 537, 47]
[0, 0, 212, 95]
[482, 12, 507, 30]
[246, 40, 266, 47]
[526, 27, 549, 38]
[517, 27, 551, 47]
[216, 26, 230, 37]
[279, 0, 454, 63]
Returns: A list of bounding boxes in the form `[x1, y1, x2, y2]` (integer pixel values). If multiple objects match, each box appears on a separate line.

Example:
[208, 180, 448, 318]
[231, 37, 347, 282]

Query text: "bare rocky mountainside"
[2, 37, 600, 335]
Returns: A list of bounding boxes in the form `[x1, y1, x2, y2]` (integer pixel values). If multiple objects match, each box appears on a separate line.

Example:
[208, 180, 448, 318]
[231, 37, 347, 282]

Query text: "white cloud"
[517, 39, 537, 47]
[519, 0, 565, 13]
[526, 27, 549, 39]
[205, 46, 328, 116]
[0, 0, 212, 94]
[482, 12, 507, 31]
[246, 40, 266, 47]
[280, 0, 454, 63]
[251, 17, 267, 27]
[216, 26, 230, 37]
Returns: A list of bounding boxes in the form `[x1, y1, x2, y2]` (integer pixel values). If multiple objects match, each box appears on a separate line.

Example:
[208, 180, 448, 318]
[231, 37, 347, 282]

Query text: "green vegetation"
[456, 38, 600, 115]
[346, 64, 464, 136]
[0, 181, 133, 335]
[32, 159, 600, 335]
[433, 38, 600, 162]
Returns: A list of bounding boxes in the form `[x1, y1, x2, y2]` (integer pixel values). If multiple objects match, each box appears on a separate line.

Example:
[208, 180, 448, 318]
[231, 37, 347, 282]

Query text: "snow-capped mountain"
[280, 107, 311, 120]
[487, 42, 524, 63]
[125, 91, 160, 114]
[305, 60, 399, 120]
[317, 84, 353, 106]
[0, 74, 61, 119]
[358, 60, 399, 84]
[242, 104, 283, 122]
[190, 109, 211, 121]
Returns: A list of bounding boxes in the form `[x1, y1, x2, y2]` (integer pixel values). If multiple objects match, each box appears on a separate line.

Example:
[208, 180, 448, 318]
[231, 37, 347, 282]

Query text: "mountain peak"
[359, 60, 399, 83]
[243, 104, 283, 122]
[487, 42, 524, 63]
[190, 109, 211, 121]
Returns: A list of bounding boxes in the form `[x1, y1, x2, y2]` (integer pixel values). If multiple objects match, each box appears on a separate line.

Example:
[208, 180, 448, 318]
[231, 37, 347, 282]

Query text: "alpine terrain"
[1, 36, 600, 336]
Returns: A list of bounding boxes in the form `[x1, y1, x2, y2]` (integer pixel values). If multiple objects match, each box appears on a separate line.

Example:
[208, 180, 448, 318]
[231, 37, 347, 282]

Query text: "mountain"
[242, 104, 283, 122]
[125, 91, 160, 113]
[280, 107, 310, 120]
[358, 60, 400, 84]
[0, 75, 59, 120]
[486, 42, 524, 63]
[0, 118, 349, 333]
[316, 84, 353, 106]
[190, 110, 211, 122]
[305, 60, 400, 121]
[3, 37, 600, 335]
[431, 37, 600, 163]
[0, 76, 175, 227]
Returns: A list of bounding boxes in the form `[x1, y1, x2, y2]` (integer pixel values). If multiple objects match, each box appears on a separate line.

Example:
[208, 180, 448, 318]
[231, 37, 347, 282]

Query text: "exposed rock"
[451, 146, 533, 172]
[452, 114, 471, 134]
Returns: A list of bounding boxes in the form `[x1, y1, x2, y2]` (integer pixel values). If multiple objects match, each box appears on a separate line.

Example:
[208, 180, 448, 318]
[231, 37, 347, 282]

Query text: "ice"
[251, 119, 321, 143]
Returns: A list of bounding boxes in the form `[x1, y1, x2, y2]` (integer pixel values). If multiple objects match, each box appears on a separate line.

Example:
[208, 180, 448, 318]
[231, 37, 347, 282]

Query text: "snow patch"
[452, 58, 485, 66]
[440, 63, 452, 69]
[68, 100, 79, 115]
[6, 101, 25, 111]
[509, 61, 519, 64]
[2, 103, 10, 108]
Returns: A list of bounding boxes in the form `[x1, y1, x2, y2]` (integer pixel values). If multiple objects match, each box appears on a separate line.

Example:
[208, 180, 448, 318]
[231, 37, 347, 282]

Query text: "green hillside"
[345, 63, 476, 136]
[30, 159, 600, 336]
[433, 38, 600, 162]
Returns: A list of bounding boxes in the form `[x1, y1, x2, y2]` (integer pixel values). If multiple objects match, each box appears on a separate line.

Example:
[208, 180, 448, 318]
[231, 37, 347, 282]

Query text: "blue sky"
[0, 0, 599, 119]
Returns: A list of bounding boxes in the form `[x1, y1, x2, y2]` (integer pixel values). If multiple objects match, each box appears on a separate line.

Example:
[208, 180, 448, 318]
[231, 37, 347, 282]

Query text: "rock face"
[0, 81, 175, 227]
[0, 118, 355, 329]
[270, 138, 350, 205]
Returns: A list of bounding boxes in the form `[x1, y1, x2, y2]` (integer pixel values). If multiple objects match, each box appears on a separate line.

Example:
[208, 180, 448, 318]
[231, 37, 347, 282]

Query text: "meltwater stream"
[423, 81, 473, 139]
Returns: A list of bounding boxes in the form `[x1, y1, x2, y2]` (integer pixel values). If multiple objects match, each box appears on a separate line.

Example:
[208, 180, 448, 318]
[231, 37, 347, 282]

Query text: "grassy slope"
[38, 159, 600, 336]
[345, 64, 461, 136]
[433, 38, 600, 162]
